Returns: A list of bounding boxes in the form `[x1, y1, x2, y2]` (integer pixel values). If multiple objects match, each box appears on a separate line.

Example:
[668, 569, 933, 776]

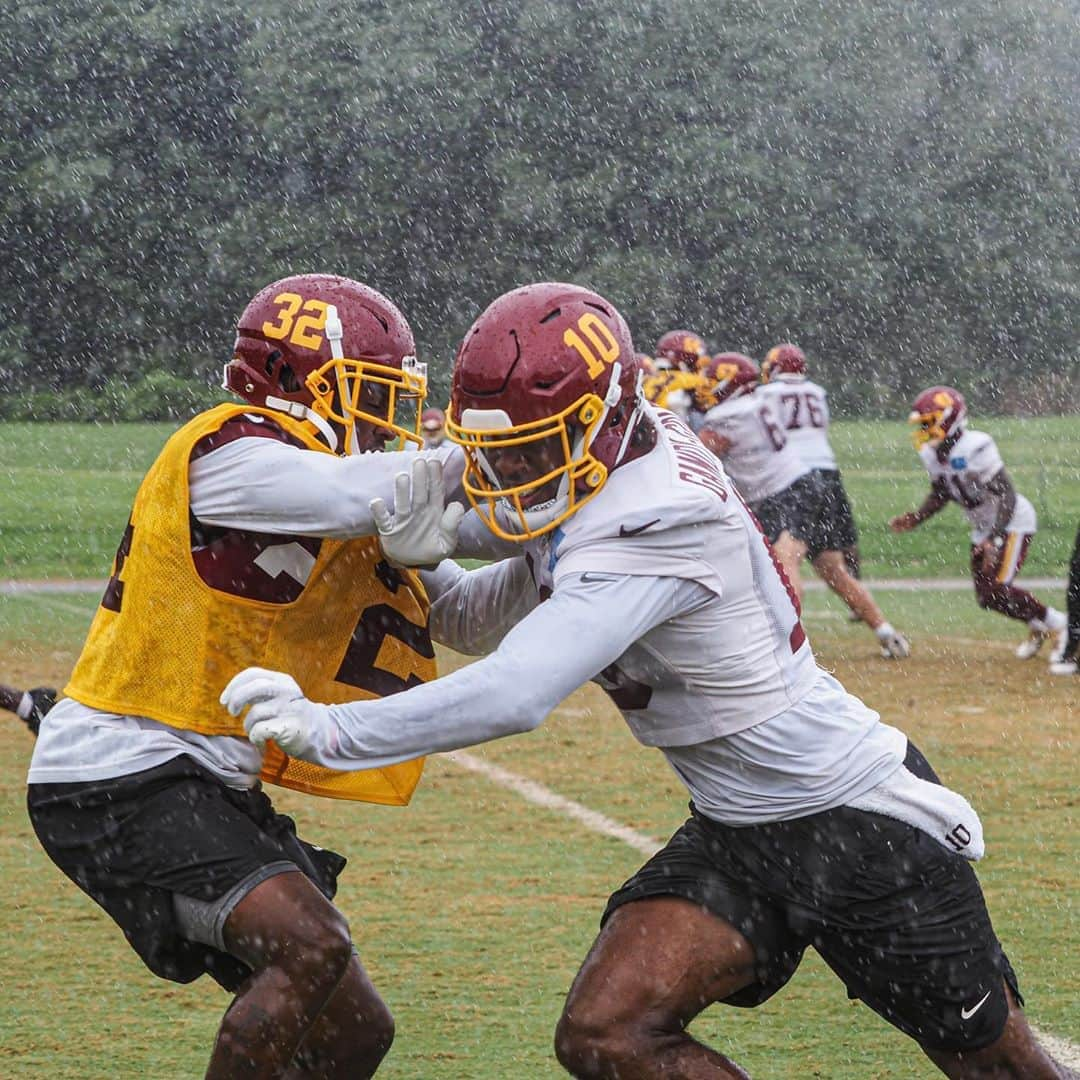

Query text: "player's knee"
[554, 1003, 661, 1078]
[279, 909, 355, 995]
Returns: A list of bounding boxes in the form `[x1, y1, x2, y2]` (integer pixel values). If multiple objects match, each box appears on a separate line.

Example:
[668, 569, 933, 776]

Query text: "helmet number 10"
[262, 292, 331, 351]
[563, 313, 621, 379]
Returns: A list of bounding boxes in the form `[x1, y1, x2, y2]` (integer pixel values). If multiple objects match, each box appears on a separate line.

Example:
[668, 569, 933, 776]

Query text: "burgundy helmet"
[655, 329, 708, 372]
[700, 352, 760, 407]
[908, 385, 967, 449]
[448, 282, 643, 540]
[224, 273, 426, 453]
[761, 342, 807, 382]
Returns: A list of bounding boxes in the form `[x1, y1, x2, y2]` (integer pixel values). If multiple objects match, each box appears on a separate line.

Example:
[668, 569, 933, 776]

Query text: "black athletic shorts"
[805, 468, 859, 557]
[27, 755, 347, 991]
[602, 744, 1020, 1053]
[750, 471, 826, 549]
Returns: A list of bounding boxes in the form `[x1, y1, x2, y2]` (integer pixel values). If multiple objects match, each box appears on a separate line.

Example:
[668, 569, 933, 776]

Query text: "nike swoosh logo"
[580, 572, 619, 584]
[960, 990, 992, 1020]
[619, 518, 661, 537]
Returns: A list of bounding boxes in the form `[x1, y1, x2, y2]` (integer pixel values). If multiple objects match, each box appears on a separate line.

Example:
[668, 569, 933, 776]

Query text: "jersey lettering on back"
[657, 411, 728, 501]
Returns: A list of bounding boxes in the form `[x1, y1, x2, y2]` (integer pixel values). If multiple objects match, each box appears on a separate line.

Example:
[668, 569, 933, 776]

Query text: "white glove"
[369, 457, 466, 567]
[220, 667, 336, 762]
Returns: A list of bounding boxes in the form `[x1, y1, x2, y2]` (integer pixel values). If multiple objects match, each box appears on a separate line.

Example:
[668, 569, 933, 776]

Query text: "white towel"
[848, 764, 985, 861]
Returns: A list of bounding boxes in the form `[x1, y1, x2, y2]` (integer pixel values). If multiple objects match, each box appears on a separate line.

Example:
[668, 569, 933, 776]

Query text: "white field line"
[446, 750, 662, 858]
[443, 751, 1080, 1066]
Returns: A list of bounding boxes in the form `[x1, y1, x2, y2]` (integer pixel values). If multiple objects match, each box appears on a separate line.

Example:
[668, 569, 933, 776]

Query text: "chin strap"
[610, 367, 646, 467]
[264, 395, 340, 453]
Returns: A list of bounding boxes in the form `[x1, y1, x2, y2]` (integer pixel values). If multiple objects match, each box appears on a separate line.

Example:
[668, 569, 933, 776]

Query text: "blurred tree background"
[2, 0, 1077, 419]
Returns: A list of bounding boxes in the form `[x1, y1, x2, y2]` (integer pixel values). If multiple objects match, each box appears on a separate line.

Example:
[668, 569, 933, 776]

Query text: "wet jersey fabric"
[697, 393, 809, 503]
[33, 404, 434, 804]
[918, 429, 1036, 542]
[320, 408, 951, 828]
[757, 377, 838, 471]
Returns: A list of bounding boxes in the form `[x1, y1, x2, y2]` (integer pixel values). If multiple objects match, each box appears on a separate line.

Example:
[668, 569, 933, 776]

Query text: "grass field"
[1, 415, 1078, 580]
[0, 417, 1077, 1078]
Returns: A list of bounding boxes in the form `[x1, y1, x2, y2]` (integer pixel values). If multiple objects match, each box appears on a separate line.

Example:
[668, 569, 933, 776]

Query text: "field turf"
[1, 416, 1078, 580]
[0, 417, 1077, 1077]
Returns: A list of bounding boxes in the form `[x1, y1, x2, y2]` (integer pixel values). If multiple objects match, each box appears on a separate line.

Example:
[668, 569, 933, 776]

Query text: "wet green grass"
[0, 415, 1077, 579]
[1, 588, 1076, 1078]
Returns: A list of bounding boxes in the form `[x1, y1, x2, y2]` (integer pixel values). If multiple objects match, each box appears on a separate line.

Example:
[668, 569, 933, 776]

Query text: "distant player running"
[694, 352, 910, 659]
[890, 386, 1067, 658]
[758, 342, 863, 583]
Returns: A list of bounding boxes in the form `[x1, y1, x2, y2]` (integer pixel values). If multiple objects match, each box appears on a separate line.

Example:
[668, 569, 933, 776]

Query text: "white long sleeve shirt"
[29, 427, 467, 788]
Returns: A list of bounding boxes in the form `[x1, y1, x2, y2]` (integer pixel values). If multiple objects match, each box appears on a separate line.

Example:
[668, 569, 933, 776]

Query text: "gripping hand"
[369, 457, 466, 567]
[220, 667, 335, 762]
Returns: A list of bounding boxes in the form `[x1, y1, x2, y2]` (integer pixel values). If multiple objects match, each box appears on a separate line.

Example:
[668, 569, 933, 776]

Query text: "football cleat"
[879, 630, 911, 659]
[1048, 626, 1070, 664]
[1015, 628, 1051, 659]
[1049, 659, 1078, 675]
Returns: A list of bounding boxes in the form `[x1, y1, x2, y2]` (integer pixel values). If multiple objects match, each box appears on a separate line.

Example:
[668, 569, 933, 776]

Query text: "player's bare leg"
[206, 871, 392, 1079]
[920, 982, 1076, 1079]
[555, 897, 755, 1079]
[771, 530, 807, 600]
[285, 957, 394, 1079]
[811, 551, 910, 657]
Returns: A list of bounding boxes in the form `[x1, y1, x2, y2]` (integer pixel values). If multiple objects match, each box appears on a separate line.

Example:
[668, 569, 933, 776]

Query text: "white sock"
[1044, 609, 1067, 631]
[15, 692, 33, 721]
[875, 622, 896, 639]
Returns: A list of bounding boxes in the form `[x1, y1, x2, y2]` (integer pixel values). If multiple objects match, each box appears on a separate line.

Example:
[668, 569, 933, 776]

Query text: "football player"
[1049, 521, 1080, 674]
[759, 342, 864, 584]
[890, 387, 1067, 658]
[654, 328, 709, 372]
[694, 353, 910, 659]
[27, 274, 467, 1080]
[222, 283, 1065, 1080]
[0, 682, 55, 735]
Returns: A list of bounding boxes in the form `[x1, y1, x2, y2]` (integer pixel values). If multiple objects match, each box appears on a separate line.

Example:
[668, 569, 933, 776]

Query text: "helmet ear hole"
[279, 363, 301, 394]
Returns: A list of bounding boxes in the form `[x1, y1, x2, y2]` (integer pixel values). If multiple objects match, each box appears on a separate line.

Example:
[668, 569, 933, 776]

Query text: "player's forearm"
[423, 558, 538, 655]
[190, 440, 464, 539]
[911, 484, 949, 524]
[312, 575, 681, 770]
[985, 469, 1016, 538]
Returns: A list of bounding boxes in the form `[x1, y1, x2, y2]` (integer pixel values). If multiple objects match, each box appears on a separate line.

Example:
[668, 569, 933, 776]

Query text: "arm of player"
[188, 437, 466, 540]
[221, 573, 688, 769]
[420, 556, 539, 655]
[890, 479, 949, 532]
[698, 427, 732, 457]
[984, 468, 1017, 539]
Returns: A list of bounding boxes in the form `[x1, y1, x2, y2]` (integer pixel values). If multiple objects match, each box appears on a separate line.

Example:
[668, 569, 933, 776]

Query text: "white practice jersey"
[757, 376, 837, 471]
[918, 428, 1036, 542]
[28, 423, 467, 789]
[319, 406, 920, 826]
[698, 392, 809, 503]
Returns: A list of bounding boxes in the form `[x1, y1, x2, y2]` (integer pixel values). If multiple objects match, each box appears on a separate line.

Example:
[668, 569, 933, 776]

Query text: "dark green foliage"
[3, 0, 1077, 418]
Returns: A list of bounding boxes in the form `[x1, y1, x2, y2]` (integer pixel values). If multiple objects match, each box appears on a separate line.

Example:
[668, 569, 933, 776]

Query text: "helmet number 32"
[563, 313, 621, 379]
[262, 292, 330, 351]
